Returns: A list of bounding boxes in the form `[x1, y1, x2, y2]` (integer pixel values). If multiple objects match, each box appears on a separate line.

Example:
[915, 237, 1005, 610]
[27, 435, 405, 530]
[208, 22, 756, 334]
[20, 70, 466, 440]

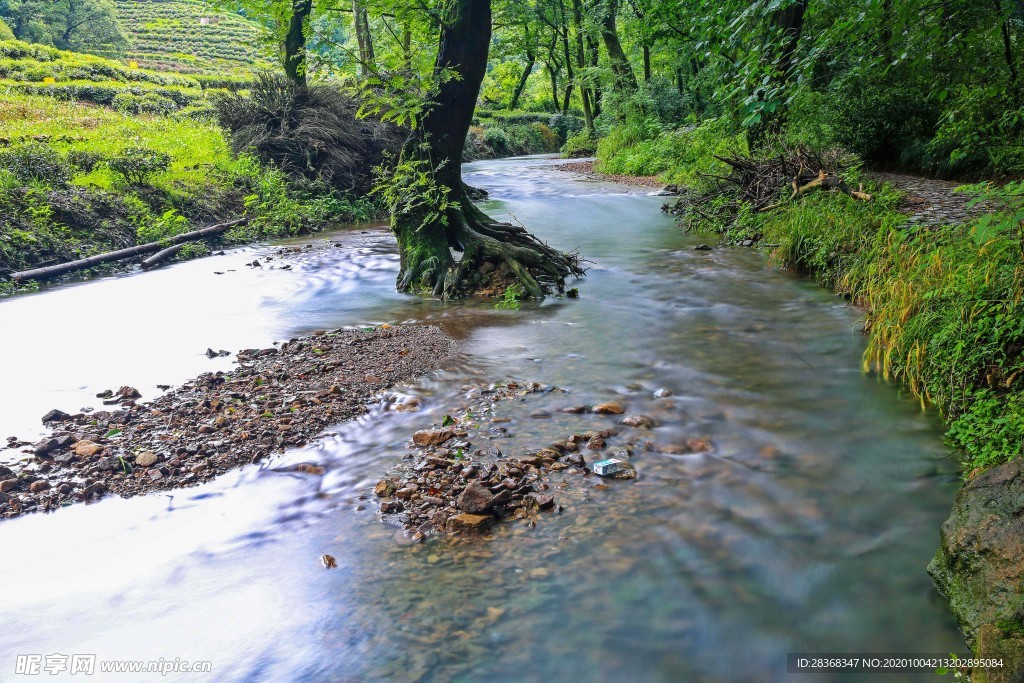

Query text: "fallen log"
[140, 243, 184, 271]
[11, 218, 248, 283]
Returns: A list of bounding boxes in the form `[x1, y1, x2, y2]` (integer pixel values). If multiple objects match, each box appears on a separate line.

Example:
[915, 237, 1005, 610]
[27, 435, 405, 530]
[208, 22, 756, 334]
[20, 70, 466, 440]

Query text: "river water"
[0, 156, 963, 681]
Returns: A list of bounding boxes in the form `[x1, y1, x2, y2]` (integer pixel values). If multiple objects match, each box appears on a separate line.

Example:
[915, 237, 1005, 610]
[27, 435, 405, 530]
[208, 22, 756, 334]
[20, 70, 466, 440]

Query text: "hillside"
[116, 0, 272, 75]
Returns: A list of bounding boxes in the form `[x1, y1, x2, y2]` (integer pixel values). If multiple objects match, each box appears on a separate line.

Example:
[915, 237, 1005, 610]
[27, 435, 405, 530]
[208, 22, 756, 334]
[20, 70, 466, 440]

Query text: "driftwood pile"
[664, 147, 871, 230]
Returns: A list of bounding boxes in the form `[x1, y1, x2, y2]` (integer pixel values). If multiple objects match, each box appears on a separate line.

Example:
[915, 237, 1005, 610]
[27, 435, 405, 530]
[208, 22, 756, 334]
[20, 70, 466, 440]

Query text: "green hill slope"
[116, 0, 272, 75]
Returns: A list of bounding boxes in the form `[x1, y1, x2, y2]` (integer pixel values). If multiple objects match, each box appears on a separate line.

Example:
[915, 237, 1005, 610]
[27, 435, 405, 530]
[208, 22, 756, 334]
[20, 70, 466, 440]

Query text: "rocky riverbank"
[0, 325, 457, 519]
[370, 382, 693, 541]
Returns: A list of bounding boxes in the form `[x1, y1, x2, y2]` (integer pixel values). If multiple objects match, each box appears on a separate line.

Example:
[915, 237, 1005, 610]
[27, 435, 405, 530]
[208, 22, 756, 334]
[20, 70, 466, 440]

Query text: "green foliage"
[107, 146, 171, 186]
[596, 116, 744, 187]
[494, 282, 525, 309]
[925, 87, 1024, 177]
[465, 120, 563, 160]
[0, 92, 378, 280]
[112, 91, 178, 116]
[0, 17, 13, 41]
[561, 129, 598, 158]
[373, 153, 456, 235]
[547, 113, 584, 143]
[822, 79, 938, 169]
[136, 207, 187, 242]
[0, 0, 127, 57]
[0, 38, 195, 87]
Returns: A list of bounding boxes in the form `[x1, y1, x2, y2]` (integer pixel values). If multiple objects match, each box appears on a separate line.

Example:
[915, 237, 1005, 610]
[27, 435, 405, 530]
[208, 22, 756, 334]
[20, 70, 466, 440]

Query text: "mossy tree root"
[394, 201, 584, 300]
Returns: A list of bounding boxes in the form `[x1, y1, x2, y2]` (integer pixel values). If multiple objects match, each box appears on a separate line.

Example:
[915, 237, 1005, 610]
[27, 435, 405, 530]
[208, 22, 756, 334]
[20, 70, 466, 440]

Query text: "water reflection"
[0, 156, 961, 682]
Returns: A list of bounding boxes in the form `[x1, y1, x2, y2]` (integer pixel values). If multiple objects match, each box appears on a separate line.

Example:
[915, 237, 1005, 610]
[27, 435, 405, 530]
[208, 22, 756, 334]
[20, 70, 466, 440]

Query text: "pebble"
[135, 452, 158, 467]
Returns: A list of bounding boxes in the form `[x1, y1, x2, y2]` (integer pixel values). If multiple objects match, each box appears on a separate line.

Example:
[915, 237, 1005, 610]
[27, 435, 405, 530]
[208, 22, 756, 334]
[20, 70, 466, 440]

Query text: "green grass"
[0, 93, 378, 285]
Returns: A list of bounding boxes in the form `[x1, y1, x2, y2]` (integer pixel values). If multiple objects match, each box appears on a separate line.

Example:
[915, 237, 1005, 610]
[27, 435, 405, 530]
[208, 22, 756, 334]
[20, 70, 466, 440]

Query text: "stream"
[0, 156, 963, 681]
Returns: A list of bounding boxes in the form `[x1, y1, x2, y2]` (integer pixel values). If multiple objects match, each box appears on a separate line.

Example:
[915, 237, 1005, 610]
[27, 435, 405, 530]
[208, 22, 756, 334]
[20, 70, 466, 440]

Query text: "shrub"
[107, 146, 171, 185]
[482, 126, 510, 155]
[925, 86, 1024, 177]
[0, 142, 71, 185]
[65, 149, 104, 173]
[561, 129, 598, 158]
[112, 91, 179, 115]
[0, 19, 14, 42]
[595, 117, 744, 187]
[213, 73, 403, 193]
[548, 113, 584, 143]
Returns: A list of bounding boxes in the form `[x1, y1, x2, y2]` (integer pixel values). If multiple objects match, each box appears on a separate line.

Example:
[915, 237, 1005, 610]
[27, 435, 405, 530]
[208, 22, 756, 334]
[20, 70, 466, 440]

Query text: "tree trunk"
[283, 0, 312, 85]
[642, 44, 651, 82]
[388, 0, 583, 299]
[600, 0, 637, 92]
[775, 0, 808, 86]
[571, 0, 594, 131]
[748, 0, 809, 146]
[587, 35, 602, 117]
[403, 24, 412, 70]
[12, 219, 247, 283]
[548, 63, 561, 112]
[995, 0, 1019, 96]
[352, 0, 375, 77]
[509, 52, 535, 110]
[560, 10, 574, 112]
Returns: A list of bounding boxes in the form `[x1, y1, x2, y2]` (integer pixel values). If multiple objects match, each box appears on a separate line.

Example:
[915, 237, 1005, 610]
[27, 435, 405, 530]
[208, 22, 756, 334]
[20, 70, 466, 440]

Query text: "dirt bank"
[551, 160, 671, 190]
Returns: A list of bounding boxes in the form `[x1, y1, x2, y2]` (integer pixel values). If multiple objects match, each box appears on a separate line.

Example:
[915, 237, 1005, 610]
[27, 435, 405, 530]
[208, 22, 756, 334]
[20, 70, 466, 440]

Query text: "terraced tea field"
[117, 0, 272, 75]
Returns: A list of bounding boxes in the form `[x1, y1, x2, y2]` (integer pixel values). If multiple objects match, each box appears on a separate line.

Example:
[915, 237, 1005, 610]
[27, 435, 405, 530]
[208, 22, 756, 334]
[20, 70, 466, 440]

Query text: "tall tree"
[599, 0, 637, 92]
[0, 0, 127, 56]
[352, 0, 376, 76]
[283, 0, 313, 84]
[386, 0, 583, 298]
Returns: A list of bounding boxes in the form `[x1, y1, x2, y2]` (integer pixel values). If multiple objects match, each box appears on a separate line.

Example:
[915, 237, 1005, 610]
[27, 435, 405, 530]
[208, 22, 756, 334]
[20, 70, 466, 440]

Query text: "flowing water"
[0, 156, 963, 682]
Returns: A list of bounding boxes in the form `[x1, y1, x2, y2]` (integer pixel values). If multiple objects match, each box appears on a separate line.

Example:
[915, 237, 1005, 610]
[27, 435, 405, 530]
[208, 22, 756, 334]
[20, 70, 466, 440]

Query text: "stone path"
[867, 171, 992, 228]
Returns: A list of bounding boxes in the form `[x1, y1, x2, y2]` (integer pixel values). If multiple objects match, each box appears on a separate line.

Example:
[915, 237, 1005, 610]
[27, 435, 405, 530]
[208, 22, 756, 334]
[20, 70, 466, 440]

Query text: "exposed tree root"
[395, 199, 584, 300]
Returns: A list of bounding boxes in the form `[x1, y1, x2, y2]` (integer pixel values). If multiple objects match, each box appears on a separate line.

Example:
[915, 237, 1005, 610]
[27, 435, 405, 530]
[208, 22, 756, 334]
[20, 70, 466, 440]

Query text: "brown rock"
[592, 402, 625, 415]
[413, 429, 454, 447]
[447, 513, 494, 531]
[621, 415, 657, 429]
[73, 440, 103, 457]
[29, 481, 50, 493]
[532, 493, 555, 509]
[374, 479, 397, 497]
[135, 451, 158, 467]
[587, 436, 606, 450]
[458, 481, 495, 513]
[0, 479, 18, 493]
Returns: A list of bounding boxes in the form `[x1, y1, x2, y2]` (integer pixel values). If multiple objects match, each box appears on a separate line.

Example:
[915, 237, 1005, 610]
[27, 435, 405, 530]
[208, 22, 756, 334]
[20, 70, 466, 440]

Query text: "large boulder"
[929, 458, 1024, 681]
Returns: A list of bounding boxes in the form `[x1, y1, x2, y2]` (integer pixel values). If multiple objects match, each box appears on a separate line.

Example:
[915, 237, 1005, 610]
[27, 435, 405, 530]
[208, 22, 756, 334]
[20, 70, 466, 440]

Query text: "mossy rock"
[929, 458, 1024, 678]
